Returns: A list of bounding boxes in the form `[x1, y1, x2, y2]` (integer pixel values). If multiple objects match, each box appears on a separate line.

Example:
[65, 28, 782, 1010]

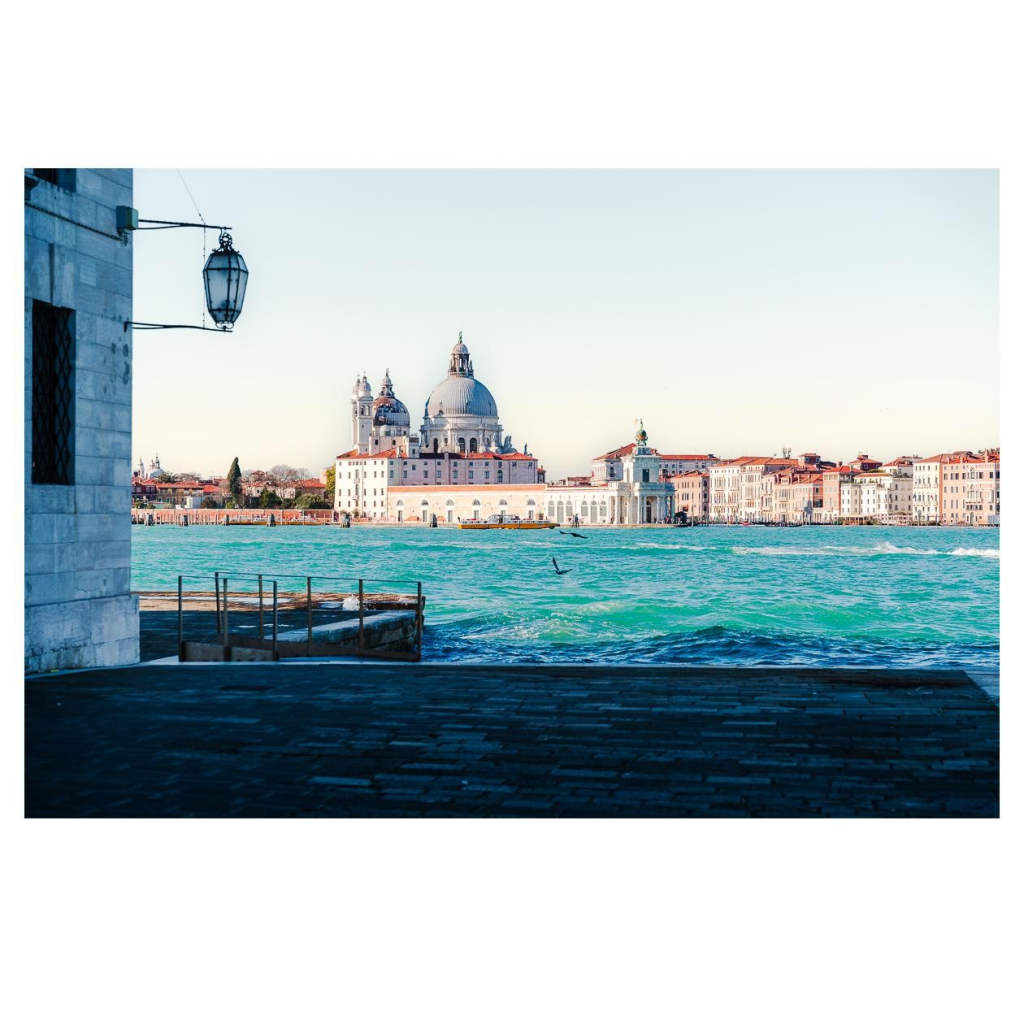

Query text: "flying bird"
[570, 532, 587, 539]
[551, 557, 572, 575]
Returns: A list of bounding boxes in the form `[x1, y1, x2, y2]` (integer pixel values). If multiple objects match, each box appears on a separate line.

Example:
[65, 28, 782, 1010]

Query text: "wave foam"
[732, 541, 999, 559]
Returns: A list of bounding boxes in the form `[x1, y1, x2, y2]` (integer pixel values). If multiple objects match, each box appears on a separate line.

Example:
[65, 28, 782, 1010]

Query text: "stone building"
[24, 168, 139, 671]
[669, 471, 709, 522]
[938, 450, 1000, 526]
[337, 336, 541, 517]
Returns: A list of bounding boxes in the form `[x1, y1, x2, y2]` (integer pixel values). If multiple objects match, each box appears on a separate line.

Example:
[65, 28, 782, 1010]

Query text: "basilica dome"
[426, 376, 498, 418]
[372, 370, 410, 428]
[425, 334, 499, 418]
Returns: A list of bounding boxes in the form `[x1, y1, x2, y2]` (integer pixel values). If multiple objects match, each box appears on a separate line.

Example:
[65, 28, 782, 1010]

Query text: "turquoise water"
[131, 525, 999, 668]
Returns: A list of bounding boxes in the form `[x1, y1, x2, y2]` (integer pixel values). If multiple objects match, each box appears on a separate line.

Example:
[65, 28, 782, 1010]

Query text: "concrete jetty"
[24, 662, 998, 817]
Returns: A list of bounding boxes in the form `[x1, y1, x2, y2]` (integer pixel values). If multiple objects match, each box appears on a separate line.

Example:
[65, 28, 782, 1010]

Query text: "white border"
[4, 2, 1019, 1021]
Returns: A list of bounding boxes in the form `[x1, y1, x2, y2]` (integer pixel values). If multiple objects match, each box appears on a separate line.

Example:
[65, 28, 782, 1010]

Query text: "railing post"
[222, 577, 229, 648]
[307, 576, 313, 656]
[214, 570, 221, 636]
[416, 581, 423, 660]
[177, 575, 184, 660]
[272, 581, 278, 659]
[358, 579, 365, 651]
[258, 573, 264, 646]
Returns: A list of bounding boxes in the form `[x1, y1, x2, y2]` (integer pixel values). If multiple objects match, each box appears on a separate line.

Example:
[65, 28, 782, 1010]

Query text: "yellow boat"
[458, 515, 556, 530]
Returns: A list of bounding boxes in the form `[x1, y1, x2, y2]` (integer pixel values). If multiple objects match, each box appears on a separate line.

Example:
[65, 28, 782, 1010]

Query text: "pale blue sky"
[132, 170, 998, 479]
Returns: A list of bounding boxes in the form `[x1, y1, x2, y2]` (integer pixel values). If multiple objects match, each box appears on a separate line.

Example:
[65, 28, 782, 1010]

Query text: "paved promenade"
[25, 663, 998, 817]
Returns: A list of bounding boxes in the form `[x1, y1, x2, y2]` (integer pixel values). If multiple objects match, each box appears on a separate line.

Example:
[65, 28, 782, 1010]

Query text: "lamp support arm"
[124, 321, 232, 333]
[136, 219, 232, 231]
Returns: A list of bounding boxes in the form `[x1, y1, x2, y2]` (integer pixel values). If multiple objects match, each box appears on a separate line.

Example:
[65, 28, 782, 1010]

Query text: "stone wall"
[25, 169, 139, 672]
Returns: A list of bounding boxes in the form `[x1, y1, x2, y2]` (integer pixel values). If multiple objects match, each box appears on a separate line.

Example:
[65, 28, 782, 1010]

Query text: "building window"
[31, 300, 75, 486]
[33, 168, 77, 192]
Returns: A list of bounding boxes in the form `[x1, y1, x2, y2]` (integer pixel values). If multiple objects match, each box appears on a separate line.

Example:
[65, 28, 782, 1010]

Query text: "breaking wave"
[732, 542, 998, 559]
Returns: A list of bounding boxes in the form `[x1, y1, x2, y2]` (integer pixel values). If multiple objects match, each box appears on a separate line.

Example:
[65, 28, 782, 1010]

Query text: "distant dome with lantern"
[425, 334, 499, 418]
[347, 331, 519, 458]
[372, 370, 410, 428]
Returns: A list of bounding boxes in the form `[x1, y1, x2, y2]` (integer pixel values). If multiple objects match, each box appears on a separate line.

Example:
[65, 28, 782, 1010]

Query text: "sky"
[132, 169, 998, 480]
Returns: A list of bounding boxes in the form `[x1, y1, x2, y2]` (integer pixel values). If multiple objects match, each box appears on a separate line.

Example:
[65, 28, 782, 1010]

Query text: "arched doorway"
[469, 437, 478, 453]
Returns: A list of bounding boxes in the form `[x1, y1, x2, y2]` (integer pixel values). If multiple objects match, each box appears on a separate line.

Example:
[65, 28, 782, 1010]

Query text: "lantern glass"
[203, 233, 248, 327]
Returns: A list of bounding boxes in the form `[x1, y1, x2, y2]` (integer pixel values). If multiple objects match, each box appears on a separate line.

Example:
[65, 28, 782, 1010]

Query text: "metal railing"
[175, 571, 424, 662]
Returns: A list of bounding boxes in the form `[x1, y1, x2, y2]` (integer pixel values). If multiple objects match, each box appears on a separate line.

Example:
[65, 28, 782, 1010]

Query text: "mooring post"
[177, 575, 184, 659]
[258, 573, 264, 645]
[214, 571, 221, 635]
[222, 577, 229, 648]
[416, 581, 423, 658]
[306, 576, 313, 656]
[272, 581, 278, 659]
[358, 579, 365, 651]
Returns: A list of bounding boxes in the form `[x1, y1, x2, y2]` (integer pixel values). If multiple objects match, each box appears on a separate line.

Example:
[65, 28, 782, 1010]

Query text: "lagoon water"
[131, 524, 999, 669]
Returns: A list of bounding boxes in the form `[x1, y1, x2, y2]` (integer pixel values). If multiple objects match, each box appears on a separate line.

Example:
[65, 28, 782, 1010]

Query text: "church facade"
[336, 335, 675, 525]
[336, 334, 540, 519]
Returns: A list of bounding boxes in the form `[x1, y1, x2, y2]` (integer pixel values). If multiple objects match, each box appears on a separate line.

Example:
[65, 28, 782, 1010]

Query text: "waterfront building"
[768, 461, 828, 523]
[820, 454, 883, 522]
[709, 456, 798, 522]
[670, 471, 709, 522]
[380, 424, 674, 524]
[592, 443, 717, 484]
[940, 450, 1000, 526]
[595, 423, 675, 524]
[338, 336, 541, 518]
[25, 168, 139, 671]
[841, 463, 913, 523]
[388, 484, 543, 523]
[337, 448, 541, 519]
[912, 454, 947, 524]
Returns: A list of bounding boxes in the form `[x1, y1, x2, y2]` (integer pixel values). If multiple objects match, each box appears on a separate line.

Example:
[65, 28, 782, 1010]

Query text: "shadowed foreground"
[25, 663, 998, 817]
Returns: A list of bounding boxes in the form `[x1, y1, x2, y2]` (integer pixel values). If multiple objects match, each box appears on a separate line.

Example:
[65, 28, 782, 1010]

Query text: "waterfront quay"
[25, 662, 998, 817]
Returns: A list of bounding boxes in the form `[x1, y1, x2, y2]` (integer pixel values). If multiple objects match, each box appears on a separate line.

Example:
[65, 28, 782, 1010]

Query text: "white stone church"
[335, 333, 675, 525]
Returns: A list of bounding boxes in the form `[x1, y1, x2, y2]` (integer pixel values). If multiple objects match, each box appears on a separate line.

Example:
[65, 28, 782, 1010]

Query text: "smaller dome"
[372, 368, 410, 428]
[636, 420, 648, 445]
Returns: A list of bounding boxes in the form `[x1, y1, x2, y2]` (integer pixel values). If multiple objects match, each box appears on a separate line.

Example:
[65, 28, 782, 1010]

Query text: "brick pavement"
[24, 663, 999, 817]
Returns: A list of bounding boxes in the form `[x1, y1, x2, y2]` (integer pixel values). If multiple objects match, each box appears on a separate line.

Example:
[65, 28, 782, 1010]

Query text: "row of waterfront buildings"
[131, 457, 327, 508]
[334, 337, 1000, 527]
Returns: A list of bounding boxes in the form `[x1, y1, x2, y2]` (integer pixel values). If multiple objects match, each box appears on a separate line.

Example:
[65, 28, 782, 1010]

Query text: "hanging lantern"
[203, 230, 249, 329]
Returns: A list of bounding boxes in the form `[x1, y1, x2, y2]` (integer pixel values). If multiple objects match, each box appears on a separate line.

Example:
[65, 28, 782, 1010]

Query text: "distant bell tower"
[351, 373, 373, 453]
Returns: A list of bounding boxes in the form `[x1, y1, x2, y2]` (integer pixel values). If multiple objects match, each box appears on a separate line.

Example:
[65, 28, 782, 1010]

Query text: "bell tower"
[351, 373, 373, 454]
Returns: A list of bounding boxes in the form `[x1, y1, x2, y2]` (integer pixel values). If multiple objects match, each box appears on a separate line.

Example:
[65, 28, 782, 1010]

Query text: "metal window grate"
[31, 300, 75, 486]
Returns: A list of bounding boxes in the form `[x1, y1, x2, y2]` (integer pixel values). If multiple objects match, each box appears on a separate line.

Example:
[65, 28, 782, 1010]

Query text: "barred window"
[31, 300, 75, 486]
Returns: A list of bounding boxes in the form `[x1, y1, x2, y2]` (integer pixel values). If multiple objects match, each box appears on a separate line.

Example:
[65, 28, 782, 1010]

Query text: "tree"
[257, 487, 282, 509]
[227, 457, 243, 506]
[324, 465, 335, 500]
[270, 464, 307, 483]
[200, 496, 219, 509]
[225, 496, 238, 509]
[295, 493, 330, 510]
